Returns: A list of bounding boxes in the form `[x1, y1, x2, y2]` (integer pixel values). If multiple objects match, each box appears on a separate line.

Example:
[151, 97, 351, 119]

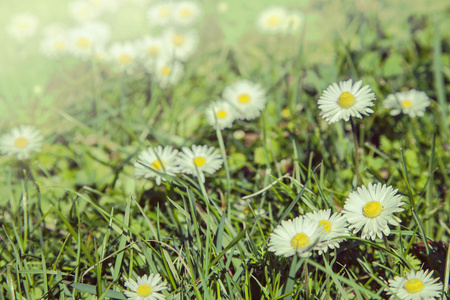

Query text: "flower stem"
[350, 118, 362, 186]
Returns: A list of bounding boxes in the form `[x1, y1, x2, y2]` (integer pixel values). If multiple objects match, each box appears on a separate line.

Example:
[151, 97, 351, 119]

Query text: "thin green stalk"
[214, 117, 231, 221]
[350, 118, 362, 186]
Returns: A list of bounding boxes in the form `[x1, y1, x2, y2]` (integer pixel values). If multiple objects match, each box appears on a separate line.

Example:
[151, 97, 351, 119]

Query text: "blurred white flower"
[7, 13, 39, 40]
[153, 58, 184, 88]
[67, 22, 110, 59]
[256, 6, 288, 34]
[383, 89, 431, 118]
[205, 100, 237, 130]
[283, 11, 303, 35]
[69, 0, 101, 22]
[134, 145, 180, 185]
[163, 29, 199, 61]
[173, 1, 203, 27]
[147, 2, 174, 27]
[138, 36, 171, 70]
[108, 42, 138, 73]
[222, 79, 267, 120]
[0, 125, 43, 160]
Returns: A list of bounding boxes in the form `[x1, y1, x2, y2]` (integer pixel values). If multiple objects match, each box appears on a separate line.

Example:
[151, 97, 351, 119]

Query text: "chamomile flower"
[176, 145, 223, 183]
[283, 11, 303, 35]
[138, 36, 169, 68]
[222, 79, 267, 120]
[68, 22, 110, 59]
[147, 2, 174, 27]
[386, 269, 443, 300]
[109, 42, 138, 73]
[342, 183, 404, 240]
[318, 79, 376, 124]
[205, 100, 237, 130]
[0, 125, 43, 160]
[7, 13, 39, 40]
[40, 32, 68, 58]
[383, 89, 431, 118]
[124, 273, 167, 300]
[305, 209, 350, 254]
[268, 216, 322, 257]
[134, 146, 179, 185]
[173, 1, 203, 27]
[69, 0, 101, 23]
[256, 6, 288, 34]
[153, 58, 184, 89]
[162, 29, 199, 61]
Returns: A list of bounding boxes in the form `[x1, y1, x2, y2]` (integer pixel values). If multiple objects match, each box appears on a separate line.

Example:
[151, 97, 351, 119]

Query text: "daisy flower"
[222, 79, 267, 120]
[138, 36, 170, 69]
[162, 29, 199, 61]
[134, 146, 179, 185]
[7, 13, 39, 40]
[0, 125, 43, 160]
[124, 273, 167, 300]
[256, 6, 288, 34]
[173, 1, 203, 27]
[383, 89, 431, 118]
[342, 183, 404, 240]
[283, 11, 303, 35]
[205, 100, 237, 130]
[67, 22, 110, 59]
[176, 145, 223, 183]
[268, 216, 322, 257]
[40, 33, 68, 58]
[108, 42, 138, 73]
[153, 58, 184, 89]
[69, 0, 101, 23]
[147, 2, 174, 27]
[317, 79, 376, 124]
[304, 209, 350, 254]
[386, 269, 443, 300]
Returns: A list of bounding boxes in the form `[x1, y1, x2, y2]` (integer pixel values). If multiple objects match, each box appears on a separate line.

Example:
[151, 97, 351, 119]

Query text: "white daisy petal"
[318, 79, 376, 124]
[383, 89, 431, 118]
[124, 273, 167, 300]
[386, 269, 443, 300]
[176, 144, 223, 183]
[342, 183, 404, 240]
[134, 146, 180, 185]
[0, 125, 43, 160]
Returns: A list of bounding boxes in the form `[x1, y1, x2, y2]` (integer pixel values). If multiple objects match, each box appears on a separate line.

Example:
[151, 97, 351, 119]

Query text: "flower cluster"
[134, 144, 223, 184]
[205, 79, 267, 130]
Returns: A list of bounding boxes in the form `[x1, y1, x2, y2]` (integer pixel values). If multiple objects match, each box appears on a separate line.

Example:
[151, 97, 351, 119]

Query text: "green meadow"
[0, 0, 449, 299]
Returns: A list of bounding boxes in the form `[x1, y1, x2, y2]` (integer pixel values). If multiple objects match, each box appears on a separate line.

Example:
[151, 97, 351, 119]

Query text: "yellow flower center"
[268, 16, 280, 25]
[137, 284, 152, 296]
[173, 34, 185, 46]
[19, 22, 29, 30]
[77, 37, 90, 48]
[180, 8, 191, 17]
[152, 160, 165, 171]
[404, 279, 424, 293]
[159, 7, 169, 17]
[363, 201, 382, 218]
[217, 110, 227, 118]
[291, 233, 310, 250]
[401, 100, 412, 108]
[194, 157, 206, 167]
[147, 46, 159, 56]
[119, 53, 131, 65]
[161, 67, 171, 75]
[337, 92, 355, 108]
[238, 94, 250, 103]
[14, 137, 28, 148]
[54, 41, 65, 50]
[319, 220, 332, 232]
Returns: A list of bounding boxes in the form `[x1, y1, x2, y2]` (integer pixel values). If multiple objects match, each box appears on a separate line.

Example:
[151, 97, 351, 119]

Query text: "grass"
[0, 0, 450, 299]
